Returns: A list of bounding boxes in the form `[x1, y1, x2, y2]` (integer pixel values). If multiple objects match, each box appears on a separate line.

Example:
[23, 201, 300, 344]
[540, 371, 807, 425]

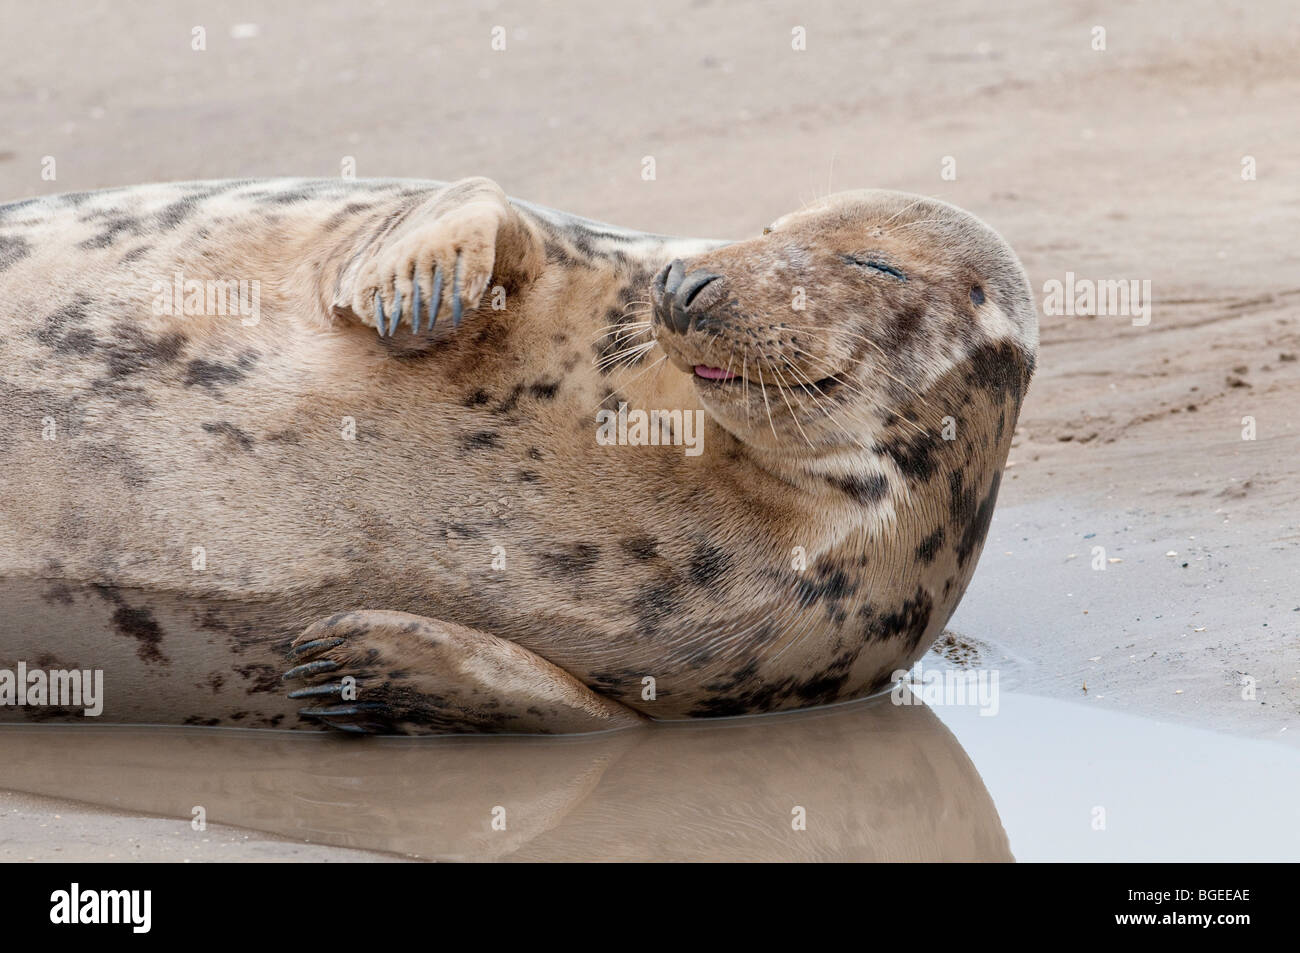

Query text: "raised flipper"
[334, 176, 545, 337]
[281, 610, 646, 735]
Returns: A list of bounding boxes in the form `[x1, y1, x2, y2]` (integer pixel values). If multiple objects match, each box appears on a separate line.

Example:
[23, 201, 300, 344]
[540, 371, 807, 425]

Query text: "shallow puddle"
[933, 692, 1300, 862]
[0, 688, 1294, 861]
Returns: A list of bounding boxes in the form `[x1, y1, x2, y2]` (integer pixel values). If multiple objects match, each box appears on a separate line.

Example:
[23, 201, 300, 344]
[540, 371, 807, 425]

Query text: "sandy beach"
[1, 0, 1296, 859]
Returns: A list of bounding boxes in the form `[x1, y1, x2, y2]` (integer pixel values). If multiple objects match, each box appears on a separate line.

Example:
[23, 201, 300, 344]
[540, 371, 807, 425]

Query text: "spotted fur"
[0, 178, 1035, 733]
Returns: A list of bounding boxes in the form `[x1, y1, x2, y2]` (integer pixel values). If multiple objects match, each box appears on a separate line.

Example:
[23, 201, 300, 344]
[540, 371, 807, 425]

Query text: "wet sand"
[951, 500, 1300, 748]
[0, 790, 405, 862]
[1, 0, 1297, 858]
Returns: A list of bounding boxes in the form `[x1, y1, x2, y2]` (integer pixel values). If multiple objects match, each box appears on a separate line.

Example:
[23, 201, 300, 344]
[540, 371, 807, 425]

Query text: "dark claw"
[429, 264, 443, 329]
[288, 637, 344, 660]
[318, 718, 372, 734]
[389, 286, 402, 336]
[299, 700, 391, 735]
[299, 703, 386, 717]
[287, 682, 345, 699]
[452, 254, 463, 327]
[411, 268, 421, 334]
[282, 658, 341, 681]
[374, 292, 386, 337]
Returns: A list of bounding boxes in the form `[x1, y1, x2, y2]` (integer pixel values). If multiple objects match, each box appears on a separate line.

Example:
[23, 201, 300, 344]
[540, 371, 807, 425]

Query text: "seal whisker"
[781, 363, 872, 451]
[877, 196, 931, 228]
[721, 342, 739, 388]
[584, 352, 669, 415]
[594, 339, 656, 365]
[593, 318, 652, 334]
[798, 355, 931, 440]
[740, 351, 753, 426]
[593, 325, 653, 346]
[592, 322, 653, 344]
[781, 323, 929, 406]
[594, 338, 657, 371]
[607, 352, 668, 391]
[593, 327, 653, 353]
[616, 310, 653, 322]
[768, 364, 817, 450]
[593, 333, 653, 357]
[782, 321, 903, 367]
[753, 361, 781, 444]
[796, 350, 924, 418]
[879, 218, 948, 235]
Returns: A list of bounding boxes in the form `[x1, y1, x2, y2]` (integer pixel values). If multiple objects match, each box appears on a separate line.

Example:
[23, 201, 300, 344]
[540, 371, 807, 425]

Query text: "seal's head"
[650, 190, 1037, 461]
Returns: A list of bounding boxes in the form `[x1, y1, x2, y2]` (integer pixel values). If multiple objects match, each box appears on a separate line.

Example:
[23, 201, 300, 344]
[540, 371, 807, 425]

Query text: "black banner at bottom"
[0, 862, 1276, 940]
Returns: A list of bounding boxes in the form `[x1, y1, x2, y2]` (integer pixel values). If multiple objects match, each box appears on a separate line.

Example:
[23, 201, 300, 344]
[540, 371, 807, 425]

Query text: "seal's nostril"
[678, 271, 723, 309]
[663, 259, 686, 296]
[652, 262, 673, 296]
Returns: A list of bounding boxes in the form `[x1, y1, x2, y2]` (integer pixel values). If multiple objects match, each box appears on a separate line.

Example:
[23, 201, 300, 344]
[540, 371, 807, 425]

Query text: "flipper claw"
[452, 254, 463, 327]
[289, 637, 345, 660]
[389, 286, 402, 336]
[318, 719, 372, 734]
[410, 266, 421, 333]
[299, 703, 386, 717]
[282, 658, 341, 681]
[430, 264, 443, 329]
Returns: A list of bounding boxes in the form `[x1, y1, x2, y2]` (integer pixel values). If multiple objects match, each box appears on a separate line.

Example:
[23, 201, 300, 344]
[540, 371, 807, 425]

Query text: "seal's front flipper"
[281, 610, 645, 735]
[334, 176, 544, 338]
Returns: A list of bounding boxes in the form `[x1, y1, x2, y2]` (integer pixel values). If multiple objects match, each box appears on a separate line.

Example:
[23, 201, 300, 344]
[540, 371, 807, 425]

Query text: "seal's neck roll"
[670, 338, 1032, 715]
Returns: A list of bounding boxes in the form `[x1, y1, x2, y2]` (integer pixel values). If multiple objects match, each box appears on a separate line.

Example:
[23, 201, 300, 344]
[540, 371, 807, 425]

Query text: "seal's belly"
[0, 578, 298, 727]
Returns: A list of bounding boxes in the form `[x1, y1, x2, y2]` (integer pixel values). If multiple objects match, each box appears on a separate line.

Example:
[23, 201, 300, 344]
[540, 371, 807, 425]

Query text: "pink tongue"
[694, 364, 737, 381]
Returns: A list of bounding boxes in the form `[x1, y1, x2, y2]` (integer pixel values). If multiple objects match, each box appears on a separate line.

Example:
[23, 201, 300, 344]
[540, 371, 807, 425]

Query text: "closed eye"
[842, 254, 907, 281]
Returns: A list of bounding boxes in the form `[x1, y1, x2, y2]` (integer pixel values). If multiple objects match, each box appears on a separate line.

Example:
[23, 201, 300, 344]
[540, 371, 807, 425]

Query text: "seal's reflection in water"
[0, 694, 1010, 861]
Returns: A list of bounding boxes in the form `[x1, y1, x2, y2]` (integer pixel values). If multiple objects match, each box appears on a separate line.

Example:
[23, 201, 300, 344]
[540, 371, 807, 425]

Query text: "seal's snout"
[652, 259, 727, 334]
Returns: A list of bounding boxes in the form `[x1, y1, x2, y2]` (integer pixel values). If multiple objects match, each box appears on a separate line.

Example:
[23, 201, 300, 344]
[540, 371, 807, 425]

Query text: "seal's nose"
[652, 259, 726, 334]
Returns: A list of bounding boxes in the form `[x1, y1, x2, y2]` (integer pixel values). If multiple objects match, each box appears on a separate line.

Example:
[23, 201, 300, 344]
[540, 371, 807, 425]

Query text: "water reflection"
[0, 694, 1010, 862]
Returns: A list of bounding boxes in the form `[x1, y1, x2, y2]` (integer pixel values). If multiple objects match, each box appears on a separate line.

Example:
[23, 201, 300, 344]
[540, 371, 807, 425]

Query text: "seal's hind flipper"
[281, 610, 645, 735]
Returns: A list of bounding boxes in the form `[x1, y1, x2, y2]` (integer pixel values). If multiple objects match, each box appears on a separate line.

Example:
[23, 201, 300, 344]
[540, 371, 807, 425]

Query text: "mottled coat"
[0, 178, 1035, 732]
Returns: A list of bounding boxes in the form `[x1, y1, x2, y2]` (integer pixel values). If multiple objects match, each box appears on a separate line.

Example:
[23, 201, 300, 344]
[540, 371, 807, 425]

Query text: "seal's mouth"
[690, 362, 844, 395]
[694, 364, 739, 381]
